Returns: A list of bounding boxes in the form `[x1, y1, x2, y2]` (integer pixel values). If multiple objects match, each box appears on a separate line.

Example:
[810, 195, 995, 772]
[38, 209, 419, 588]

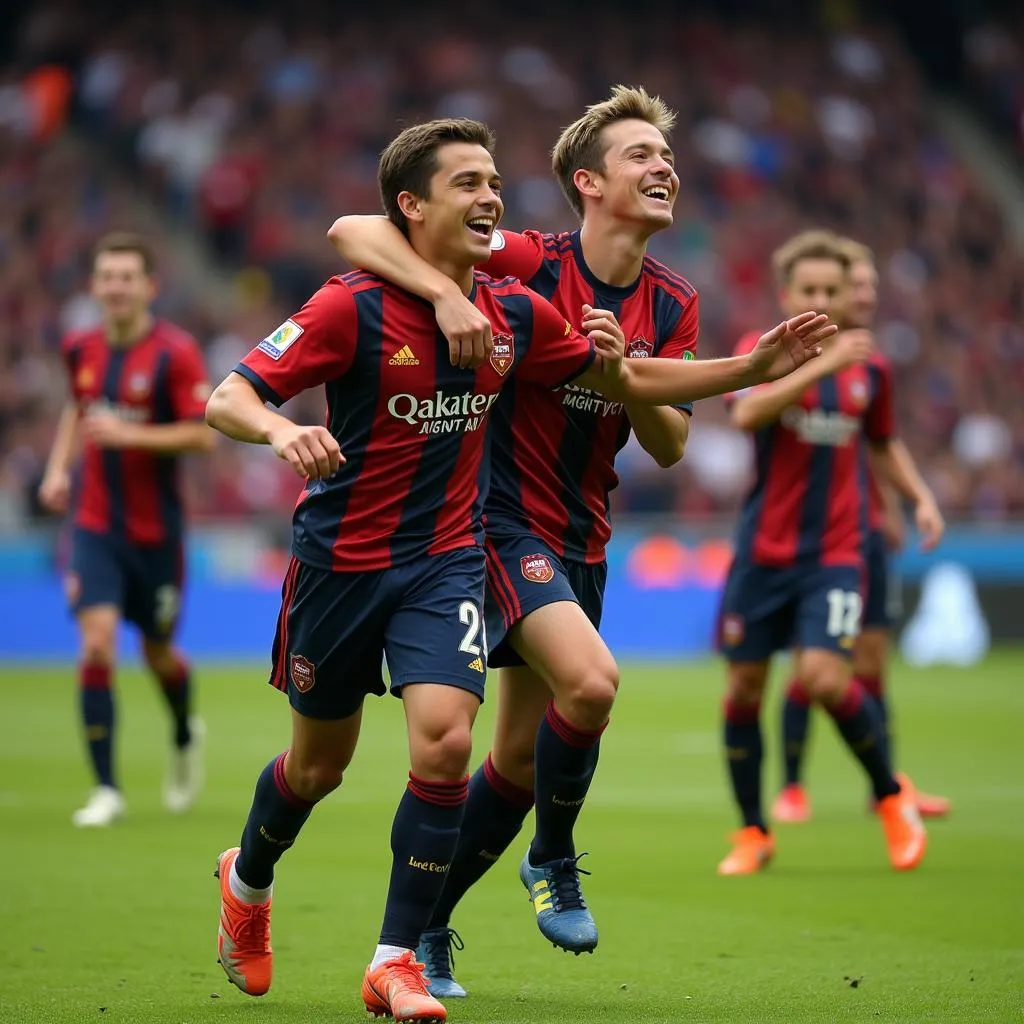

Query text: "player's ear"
[572, 167, 602, 202]
[397, 190, 425, 225]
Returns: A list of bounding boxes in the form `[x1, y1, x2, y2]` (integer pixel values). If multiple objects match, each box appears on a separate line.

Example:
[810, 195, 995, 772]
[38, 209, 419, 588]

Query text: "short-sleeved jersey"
[235, 271, 595, 573]
[727, 331, 894, 569]
[62, 321, 210, 546]
[481, 228, 699, 564]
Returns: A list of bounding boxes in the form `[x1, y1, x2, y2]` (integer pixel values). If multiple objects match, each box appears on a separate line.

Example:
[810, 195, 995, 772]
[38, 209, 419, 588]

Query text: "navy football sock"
[379, 774, 468, 949]
[154, 657, 192, 749]
[782, 679, 813, 787]
[825, 682, 899, 801]
[724, 697, 766, 831]
[80, 663, 116, 789]
[235, 753, 316, 890]
[856, 674, 892, 767]
[529, 702, 606, 865]
[428, 755, 534, 930]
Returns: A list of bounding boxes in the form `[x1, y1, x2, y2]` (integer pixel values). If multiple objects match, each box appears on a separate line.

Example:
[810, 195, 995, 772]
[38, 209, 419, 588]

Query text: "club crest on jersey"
[290, 654, 316, 693]
[128, 373, 150, 398]
[520, 554, 554, 584]
[627, 336, 654, 359]
[721, 614, 745, 647]
[490, 333, 514, 376]
[258, 319, 304, 361]
[848, 378, 869, 409]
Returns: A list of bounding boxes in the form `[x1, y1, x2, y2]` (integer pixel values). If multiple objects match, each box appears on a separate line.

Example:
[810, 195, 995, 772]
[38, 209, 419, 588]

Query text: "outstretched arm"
[81, 415, 215, 454]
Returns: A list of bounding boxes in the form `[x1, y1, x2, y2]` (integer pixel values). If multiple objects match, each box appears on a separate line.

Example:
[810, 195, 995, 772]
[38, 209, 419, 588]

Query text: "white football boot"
[163, 717, 206, 814]
[72, 786, 126, 827]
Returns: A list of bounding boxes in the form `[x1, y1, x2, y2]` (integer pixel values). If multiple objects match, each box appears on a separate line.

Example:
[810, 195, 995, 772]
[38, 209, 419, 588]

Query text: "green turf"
[2, 653, 1022, 1023]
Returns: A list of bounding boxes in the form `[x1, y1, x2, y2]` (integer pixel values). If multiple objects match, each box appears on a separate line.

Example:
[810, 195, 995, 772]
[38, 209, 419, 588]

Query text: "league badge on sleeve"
[490, 333, 514, 376]
[258, 319, 304, 361]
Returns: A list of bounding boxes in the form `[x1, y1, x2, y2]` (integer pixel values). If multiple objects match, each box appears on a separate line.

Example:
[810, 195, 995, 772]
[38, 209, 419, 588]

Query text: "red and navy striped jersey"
[235, 271, 595, 573]
[62, 321, 210, 546]
[481, 229, 699, 564]
[867, 462, 886, 534]
[727, 331, 894, 569]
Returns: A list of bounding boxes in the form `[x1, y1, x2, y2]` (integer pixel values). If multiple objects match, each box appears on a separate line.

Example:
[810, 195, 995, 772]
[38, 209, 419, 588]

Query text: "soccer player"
[37, 232, 213, 827]
[208, 117, 829, 1019]
[716, 229, 941, 876]
[772, 238, 950, 823]
[327, 87, 834, 993]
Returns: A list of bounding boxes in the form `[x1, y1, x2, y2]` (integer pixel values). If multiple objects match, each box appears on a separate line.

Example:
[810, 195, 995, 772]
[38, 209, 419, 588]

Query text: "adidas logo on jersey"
[389, 345, 420, 366]
[467, 657, 485, 673]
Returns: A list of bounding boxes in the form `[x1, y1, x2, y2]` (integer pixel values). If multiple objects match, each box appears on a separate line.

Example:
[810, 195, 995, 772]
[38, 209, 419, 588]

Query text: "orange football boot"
[717, 826, 776, 876]
[771, 784, 812, 823]
[916, 789, 952, 818]
[877, 775, 927, 870]
[215, 847, 273, 996]
[362, 951, 447, 1023]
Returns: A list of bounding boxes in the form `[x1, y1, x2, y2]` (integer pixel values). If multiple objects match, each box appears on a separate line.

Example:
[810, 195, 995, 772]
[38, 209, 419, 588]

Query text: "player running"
[38, 232, 213, 828]
[327, 86, 834, 993]
[207, 117, 828, 1022]
[772, 237, 950, 824]
[716, 229, 943, 877]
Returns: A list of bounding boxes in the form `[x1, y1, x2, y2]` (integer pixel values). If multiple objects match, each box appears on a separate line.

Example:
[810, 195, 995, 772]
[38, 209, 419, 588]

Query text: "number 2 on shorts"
[458, 600, 483, 656]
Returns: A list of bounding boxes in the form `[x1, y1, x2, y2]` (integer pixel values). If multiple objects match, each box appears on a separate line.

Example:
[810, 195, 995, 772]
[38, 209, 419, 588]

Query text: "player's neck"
[578, 220, 649, 288]
[105, 312, 154, 348]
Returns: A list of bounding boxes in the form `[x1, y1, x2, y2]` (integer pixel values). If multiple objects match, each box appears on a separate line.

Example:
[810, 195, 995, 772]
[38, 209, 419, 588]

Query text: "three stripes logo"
[531, 880, 552, 913]
[467, 656, 485, 673]
[389, 345, 420, 366]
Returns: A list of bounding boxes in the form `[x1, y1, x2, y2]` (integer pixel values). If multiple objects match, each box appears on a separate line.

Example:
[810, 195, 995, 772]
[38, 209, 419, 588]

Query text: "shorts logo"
[467, 656, 485, 673]
[721, 614, 745, 647]
[520, 554, 554, 584]
[64, 572, 81, 606]
[389, 345, 420, 366]
[258, 319, 303, 361]
[490, 333, 514, 376]
[627, 336, 654, 358]
[290, 654, 316, 693]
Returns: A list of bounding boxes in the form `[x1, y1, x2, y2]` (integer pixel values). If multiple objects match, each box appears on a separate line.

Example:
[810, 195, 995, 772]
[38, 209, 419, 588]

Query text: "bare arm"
[729, 357, 836, 431]
[38, 402, 81, 513]
[626, 403, 689, 468]
[83, 414, 216, 454]
[869, 438, 944, 551]
[206, 372, 342, 480]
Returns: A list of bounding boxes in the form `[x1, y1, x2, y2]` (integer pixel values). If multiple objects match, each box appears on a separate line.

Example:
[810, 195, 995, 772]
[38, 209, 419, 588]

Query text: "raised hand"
[747, 312, 837, 383]
[434, 288, 493, 369]
[583, 303, 625, 377]
[826, 329, 875, 372]
[268, 423, 343, 480]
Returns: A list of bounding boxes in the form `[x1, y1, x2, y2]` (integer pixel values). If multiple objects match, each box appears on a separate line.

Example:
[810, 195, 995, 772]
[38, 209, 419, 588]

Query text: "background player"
[38, 232, 213, 828]
[772, 238, 950, 823]
[716, 229, 941, 877]
[328, 86, 837, 994]
[206, 116, 822, 1021]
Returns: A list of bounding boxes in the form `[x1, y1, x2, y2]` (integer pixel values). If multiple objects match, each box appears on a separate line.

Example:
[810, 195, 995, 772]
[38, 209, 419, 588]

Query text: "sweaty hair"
[837, 236, 876, 269]
[378, 118, 496, 236]
[93, 232, 156, 275]
[552, 84, 676, 219]
[771, 229, 850, 287]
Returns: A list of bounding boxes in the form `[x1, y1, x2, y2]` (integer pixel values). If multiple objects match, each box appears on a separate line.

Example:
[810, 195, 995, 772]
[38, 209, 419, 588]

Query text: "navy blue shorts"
[269, 546, 488, 720]
[862, 529, 901, 629]
[67, 527, 183, 642]
[717, 558, 864, 662]
[483, 533, 607, 669]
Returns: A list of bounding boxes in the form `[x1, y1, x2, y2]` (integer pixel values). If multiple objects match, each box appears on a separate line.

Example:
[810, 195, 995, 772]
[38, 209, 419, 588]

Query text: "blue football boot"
[416, 927, 467, 998]
[519, 851, 598, 954]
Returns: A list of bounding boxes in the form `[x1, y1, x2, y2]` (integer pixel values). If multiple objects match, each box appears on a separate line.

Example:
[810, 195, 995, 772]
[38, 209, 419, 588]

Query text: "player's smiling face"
[845, 259, 878, 328]
[588, 119, 678, 230]
[781, 257, 848, 323]
[91, 252, 156, 327]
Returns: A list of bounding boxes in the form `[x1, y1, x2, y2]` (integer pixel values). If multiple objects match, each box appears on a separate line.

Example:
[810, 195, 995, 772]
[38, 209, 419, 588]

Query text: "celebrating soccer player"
[716, 229, 941, 877]
[772, 237, 950, 824]
[207, 116, 829, 1021]
[38, 233, 214, 827]
[327, 86, 835, 993]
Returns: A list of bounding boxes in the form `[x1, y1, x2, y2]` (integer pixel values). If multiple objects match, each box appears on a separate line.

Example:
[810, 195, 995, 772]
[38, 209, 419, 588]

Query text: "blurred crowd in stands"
[1, 1, 1022, 534]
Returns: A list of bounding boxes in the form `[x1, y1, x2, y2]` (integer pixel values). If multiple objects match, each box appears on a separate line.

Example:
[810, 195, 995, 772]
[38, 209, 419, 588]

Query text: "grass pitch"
[2, 654, 1022, 1023]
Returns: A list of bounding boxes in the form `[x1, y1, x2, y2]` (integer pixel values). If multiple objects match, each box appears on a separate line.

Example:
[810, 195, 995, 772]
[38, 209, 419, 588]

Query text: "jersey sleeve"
[480, 229, 546, 283]
[657, 293, 700, 413]
[167, 338, 212, 420]
[235, 277, 359, 406]
[865, 355, 895, 443]
[516, 290, 596, 389]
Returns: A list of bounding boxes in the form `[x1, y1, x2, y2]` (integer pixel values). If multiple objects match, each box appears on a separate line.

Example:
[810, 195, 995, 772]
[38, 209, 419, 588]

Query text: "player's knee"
[416, 723, 474, 780]
[802, 663, 848, 706]
[80, 628, 116, 667]
[559, 659, 619, 728]
[287, 758, 345, 802]
[491, 735, 536, 791]
[142, 640, 177, 676]
[726, 664, 768, 706]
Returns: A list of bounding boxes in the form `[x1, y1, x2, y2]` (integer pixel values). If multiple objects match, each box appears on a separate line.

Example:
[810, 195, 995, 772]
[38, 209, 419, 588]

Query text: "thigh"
[385, 546, 488, 702]
[795, 564, 864, 657]
[862, 530, 896, 631]
[270, 558, 391, 720]
[123, 541, 184, 642]
[717, 559, 798, 662]
[68, 529, 125, 617]
[483, 534, 580, 669]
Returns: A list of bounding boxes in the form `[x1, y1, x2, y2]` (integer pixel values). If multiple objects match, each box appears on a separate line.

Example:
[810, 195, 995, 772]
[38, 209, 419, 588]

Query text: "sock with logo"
[781, 679, 813, 787]
[80, 663, 116, 788]
[823, 682, 899, 801]
[428, 754, 534, 929]
[529, 701, 607, 865]
[724, 697, 766, 831]
[153, 655, 192, 749]
[378, 774, 469, 949]
[234, 753, 317, 891]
